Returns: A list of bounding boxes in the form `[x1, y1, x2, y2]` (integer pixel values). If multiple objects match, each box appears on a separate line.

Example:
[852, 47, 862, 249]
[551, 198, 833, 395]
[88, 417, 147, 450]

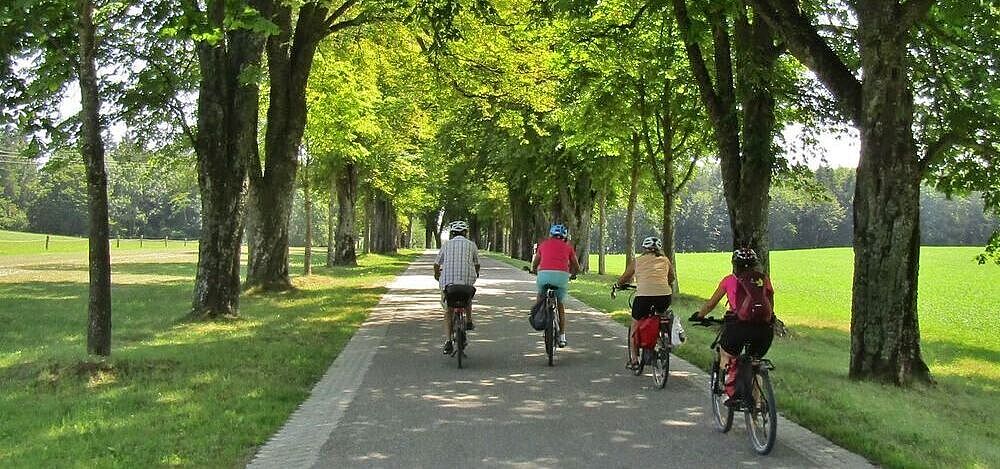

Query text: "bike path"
[248, 251, 873, 468]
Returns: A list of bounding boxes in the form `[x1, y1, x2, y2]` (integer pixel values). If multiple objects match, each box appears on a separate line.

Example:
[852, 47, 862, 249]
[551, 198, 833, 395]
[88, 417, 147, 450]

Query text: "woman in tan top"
[616, 236, 675, 366]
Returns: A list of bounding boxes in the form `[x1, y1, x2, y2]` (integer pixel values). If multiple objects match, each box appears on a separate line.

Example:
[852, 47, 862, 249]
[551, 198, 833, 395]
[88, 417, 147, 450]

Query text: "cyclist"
[615, 236, 675, 368]
[434, 220, 480, 355]
[530, 223, 580, 347]
[690, 247, 774, 405]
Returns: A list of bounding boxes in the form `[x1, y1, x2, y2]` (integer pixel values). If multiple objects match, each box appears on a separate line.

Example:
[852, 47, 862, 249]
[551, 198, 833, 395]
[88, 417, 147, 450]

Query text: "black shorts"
[443, 284, 476, 307]
[631, 295, 672, 320]
[719, 316, 774, 357]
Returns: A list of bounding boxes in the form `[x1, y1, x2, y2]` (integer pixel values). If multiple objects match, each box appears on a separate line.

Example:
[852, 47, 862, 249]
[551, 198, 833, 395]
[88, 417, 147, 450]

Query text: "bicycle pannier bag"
[529, 301, 546, 331]
[634, 316, 659, 348]
[734, 272, 773, 323]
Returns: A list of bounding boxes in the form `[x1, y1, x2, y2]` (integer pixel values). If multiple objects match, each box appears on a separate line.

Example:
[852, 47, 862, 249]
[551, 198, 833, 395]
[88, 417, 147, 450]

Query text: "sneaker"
[466, 320, 475, 331]
[442, 340, 454, 355]
[558, 334, 567, 348]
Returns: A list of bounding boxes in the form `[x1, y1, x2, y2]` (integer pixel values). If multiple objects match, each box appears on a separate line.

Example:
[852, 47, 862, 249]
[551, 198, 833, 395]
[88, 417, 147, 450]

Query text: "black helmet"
[732, 247, 758, 269]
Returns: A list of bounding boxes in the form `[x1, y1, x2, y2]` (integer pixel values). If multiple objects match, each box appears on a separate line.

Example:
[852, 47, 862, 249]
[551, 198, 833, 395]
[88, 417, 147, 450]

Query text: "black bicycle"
[444, 285, 475, 369]
[692, 316, 777, 455]
[523, 267, 571, 366]
[611, 284, 674, 388]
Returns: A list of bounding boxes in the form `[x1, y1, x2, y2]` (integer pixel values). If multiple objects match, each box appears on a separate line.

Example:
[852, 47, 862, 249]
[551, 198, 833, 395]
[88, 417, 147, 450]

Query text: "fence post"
[116, 235, 120, 248]
[184, 238, 187, 247]
[164, 235, 168, 247]
[45, 235, 50, 250]
[140, 234, 143, 248]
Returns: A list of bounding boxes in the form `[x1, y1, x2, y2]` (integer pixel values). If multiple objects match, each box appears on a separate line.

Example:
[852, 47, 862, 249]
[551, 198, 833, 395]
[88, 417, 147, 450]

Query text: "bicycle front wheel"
[710, 358, 734, 432]
[745, 368, 777, 454]
[652, 336, 669, 389]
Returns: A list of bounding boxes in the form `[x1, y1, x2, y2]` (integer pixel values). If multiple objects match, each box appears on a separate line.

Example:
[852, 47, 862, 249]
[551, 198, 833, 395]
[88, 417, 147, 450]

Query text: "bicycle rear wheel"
[652, 336, 669, 388]
[455, 312, 466, 369]
[745, 368, 777, 454]
[544, 299, 555, 366]
[710, 358, 734, 432]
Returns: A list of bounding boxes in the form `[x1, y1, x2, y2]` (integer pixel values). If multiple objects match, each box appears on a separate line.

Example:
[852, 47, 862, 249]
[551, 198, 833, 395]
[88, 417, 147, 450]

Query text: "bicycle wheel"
[709, 358, 734, 432]
[652, 336, 669, 389]
[544, 300, 555, 366]
[455, 312, 466, 369]
[745, 368, 777, 454]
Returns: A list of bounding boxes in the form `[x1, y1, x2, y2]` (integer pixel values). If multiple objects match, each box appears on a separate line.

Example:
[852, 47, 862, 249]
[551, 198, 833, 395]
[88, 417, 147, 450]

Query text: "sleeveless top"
[635, 254, 673, 297]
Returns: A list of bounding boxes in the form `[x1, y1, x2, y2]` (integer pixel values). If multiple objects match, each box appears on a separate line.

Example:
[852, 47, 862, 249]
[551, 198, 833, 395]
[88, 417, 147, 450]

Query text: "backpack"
[734, 272, 773, 323]
[529, 301, 546, 331]
[634, 316, 660, 349]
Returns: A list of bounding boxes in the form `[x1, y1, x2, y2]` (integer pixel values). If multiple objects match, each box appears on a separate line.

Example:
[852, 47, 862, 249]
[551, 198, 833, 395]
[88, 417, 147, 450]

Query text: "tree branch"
[921, 131, 1000, 172]
[748, 0, 863, 125]
[671, 0, 723, 123]
[900, 0, 935, 30]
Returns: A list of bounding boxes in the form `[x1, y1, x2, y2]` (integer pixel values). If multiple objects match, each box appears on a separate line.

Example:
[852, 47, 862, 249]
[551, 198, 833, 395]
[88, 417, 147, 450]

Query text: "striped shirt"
[435, 236, 480, 289]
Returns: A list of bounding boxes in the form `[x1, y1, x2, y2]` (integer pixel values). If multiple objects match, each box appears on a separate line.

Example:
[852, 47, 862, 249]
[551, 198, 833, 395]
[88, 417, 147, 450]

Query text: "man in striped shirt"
[434, 220, 481, 355]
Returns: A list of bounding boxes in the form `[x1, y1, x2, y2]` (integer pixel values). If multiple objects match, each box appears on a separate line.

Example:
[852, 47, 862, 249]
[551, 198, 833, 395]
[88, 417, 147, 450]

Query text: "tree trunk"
[78, 0, 111, 356]
[624, 133, 641, 266]
[663, 191, 679, 294]
[423, 211, 438, 249]
[849, 3, 931, 384]
[509, 187, 536, 260]
[370, 190, 397, 254]
[495, 220, 505, 253]
[332, 162, 358, 266]
[302, 153, 312, 275]
[363, 190, 373, 254]
[597, 186, 607, 275]
[326, 175, 336, 266]
[672, 0, 777, 272]
[245, 3, 329, 290]
[190, 0, 266, 319]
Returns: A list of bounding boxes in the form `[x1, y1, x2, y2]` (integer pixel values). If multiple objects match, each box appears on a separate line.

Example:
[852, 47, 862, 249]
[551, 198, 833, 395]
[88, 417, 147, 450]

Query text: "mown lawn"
[0, 246, 417, 468]
[491, 247, 999, 469]
[0, 229, 197, 255]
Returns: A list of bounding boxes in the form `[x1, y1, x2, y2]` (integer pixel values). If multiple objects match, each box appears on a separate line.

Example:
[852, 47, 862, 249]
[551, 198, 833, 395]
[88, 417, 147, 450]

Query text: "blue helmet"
[549, 224, 568, 238]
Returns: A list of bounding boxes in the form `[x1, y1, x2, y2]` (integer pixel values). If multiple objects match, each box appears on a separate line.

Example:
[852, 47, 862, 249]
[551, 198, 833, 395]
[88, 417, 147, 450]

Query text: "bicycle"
[691, 316, 777, 455]
[444, 284, 476, 369]
[523, 267, 572, 366]
[611, 283, 674, 389]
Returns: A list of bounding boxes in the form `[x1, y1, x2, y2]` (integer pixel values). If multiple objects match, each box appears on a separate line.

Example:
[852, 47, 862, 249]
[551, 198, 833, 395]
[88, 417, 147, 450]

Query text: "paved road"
[249, 252, 873, 469]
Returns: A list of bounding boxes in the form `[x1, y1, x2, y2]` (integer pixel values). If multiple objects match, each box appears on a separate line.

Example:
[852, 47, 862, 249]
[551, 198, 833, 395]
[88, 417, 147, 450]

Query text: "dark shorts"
[719, 316, 774, 357]
[443, 284, 476, 307]
[631, 295, 672, 320]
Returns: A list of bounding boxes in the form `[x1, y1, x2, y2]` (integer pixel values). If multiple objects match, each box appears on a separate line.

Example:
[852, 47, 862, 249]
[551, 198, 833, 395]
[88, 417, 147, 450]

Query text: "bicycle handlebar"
[609, 283, 637, 299]
[690, 315, 724, 326]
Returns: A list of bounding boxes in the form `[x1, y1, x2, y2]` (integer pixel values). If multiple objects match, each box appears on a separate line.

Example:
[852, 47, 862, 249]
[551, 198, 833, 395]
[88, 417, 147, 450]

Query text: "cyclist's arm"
[617, 261, 635, 285]
[695, 284, 727, 318]
[433, 263, 441, 281]
[569, 252, 581, 275]
[531, 250, 541, 272]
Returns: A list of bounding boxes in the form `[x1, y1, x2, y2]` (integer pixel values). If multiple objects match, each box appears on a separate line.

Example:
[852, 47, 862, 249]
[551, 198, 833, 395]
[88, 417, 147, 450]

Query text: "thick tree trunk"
[363, 191, 373, 254]
[625, 134, 641, 266]
[509, 188, 536, 260]
[370, 190, 397, 254]
[597, 187, 607, 275]
[78, 0, 111, 356]
[554, 172, 596, 272]
[190, 0, 265, 319]
[423, 211, 438, 249]
[849, 4, 931, 384]
[495, 220, 505, 253]
[302, 154, 312, 275]
[245, 3, 328, 290]
[663, 192, 679, 293]
[332, 162, 358, 266]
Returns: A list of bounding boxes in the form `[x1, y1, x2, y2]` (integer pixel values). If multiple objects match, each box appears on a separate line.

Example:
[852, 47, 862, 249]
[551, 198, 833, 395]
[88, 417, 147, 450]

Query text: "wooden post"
[116, 234, 120, 248]
[139, 234, 143, 248]
[164, 235, 168, 247]
[45, 235, 50, 250]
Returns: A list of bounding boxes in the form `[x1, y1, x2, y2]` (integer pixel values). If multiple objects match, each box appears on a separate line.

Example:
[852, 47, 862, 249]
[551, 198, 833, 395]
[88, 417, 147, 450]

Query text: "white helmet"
[641, 236, 662, 250]
[448, 220, 469, 232]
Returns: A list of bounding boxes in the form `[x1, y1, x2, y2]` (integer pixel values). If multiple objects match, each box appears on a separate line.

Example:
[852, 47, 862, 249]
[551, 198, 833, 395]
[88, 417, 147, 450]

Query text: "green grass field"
[492, 247, 999, 469]
[0, 230, 197, 255]
[0, 242, 416, 468]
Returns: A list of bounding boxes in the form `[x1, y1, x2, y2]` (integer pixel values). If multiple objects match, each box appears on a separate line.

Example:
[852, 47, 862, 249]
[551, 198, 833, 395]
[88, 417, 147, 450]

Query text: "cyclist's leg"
[718, 320, 746, 400]
[746, 323, 775, 358]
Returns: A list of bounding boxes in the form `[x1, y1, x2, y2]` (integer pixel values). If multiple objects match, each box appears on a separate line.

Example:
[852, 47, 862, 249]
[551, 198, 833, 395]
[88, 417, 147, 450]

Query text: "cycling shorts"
[631, 295, 672, 320]
[719, 315, 774, 357]
[536, 270, 570, 301]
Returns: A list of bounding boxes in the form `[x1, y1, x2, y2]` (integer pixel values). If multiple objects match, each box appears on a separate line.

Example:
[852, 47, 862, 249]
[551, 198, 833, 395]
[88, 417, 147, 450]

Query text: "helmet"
[641, 236, 662, 250]
[448, 220, 469, 233]
[549, 224, 568, 238]
[732, 247, 758, 268]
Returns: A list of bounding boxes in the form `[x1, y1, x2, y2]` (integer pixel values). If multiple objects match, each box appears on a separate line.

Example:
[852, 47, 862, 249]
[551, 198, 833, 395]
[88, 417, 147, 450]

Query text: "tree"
[746, 0, 1000, 383]
[187, 0, 271, 318]
[672, 0, 785, 271]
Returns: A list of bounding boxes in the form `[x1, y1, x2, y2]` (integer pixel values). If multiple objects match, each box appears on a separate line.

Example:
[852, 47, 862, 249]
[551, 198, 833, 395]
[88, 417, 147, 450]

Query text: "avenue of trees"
[2, 0, 998, 384]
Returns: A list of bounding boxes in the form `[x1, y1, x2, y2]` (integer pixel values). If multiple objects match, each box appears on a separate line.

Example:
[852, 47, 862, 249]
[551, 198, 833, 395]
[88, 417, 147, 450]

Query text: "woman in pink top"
[530, 224, 580, 347]
[690, 248, 775, 404]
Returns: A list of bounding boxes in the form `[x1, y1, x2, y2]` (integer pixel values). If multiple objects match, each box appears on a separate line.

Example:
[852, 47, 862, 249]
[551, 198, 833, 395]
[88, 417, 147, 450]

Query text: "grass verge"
[487, 248, 999, 469]
[0, 247, 417, 468]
